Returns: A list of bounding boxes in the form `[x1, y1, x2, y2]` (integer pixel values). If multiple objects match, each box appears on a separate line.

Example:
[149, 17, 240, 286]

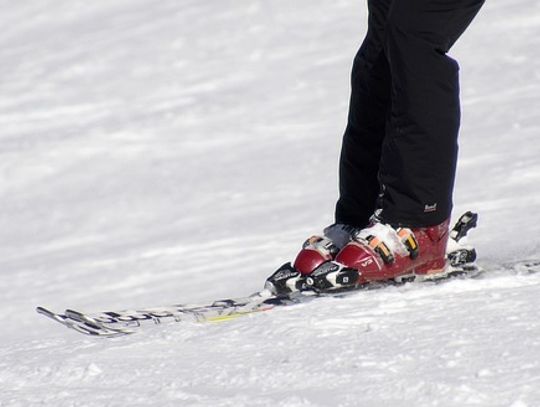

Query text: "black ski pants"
[335, 0, 484, 228]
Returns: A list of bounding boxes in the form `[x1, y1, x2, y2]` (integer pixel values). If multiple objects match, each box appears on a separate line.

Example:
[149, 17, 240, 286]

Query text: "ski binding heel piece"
[450, 211, 478, 242]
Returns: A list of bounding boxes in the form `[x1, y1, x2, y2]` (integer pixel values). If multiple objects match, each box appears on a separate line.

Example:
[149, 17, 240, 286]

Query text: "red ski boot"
[335, 218, 451, 284]
[265, 224, 358, 294]
[265, 212, 477, 295]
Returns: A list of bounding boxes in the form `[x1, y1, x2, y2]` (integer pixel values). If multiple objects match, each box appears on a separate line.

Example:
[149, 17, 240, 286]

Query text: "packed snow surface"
[1, 0, 540, 406]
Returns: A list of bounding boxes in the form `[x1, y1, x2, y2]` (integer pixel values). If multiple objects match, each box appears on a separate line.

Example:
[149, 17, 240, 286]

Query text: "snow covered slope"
[1, 0, 539, 406]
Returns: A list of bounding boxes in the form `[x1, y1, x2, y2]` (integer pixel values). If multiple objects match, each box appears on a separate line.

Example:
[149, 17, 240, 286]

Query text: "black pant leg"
[335, 0, 392, 228]
[378, 0, 485, 227]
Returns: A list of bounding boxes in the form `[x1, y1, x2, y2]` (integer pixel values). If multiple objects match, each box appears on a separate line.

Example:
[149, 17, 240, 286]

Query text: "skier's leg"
[335, 0, 392, 229]
[323, 0, 486, 286]
[378, 0, 485, 227]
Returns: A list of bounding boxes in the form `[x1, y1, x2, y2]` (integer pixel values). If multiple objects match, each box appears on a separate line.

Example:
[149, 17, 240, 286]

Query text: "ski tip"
[36, 306, 55, 317]
[36, 306, 71, 325]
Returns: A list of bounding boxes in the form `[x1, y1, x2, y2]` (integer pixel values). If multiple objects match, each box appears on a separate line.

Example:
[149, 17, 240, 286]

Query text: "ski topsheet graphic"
[36, 289, 309, 338]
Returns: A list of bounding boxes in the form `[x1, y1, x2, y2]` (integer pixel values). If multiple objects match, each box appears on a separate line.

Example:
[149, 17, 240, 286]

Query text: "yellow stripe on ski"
[206, 307, 274, 323]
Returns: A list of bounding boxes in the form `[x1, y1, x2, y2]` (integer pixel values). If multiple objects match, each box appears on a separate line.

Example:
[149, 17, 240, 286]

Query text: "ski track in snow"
[1, 1, 540, 406]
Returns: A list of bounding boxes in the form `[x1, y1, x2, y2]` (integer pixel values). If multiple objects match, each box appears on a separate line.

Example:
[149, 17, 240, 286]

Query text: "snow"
[1, 0, 540, 406]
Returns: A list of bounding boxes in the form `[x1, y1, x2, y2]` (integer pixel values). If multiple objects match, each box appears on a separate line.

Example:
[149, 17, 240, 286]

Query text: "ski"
[35, 262, 483, 338]
[36, 258, 540, 338]
[37, 211, 539, 338]
[36, 212, 478, 337]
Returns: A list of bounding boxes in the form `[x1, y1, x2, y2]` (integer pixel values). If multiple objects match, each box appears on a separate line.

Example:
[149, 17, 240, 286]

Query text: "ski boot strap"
[353, 223, 417, 264]
[397, 228, 419, 259]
